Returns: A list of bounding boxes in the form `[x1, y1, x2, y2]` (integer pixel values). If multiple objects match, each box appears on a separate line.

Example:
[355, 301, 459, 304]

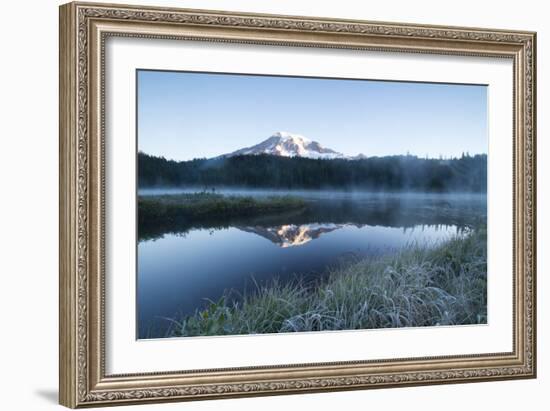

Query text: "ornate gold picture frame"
[59, 1, 536, 408]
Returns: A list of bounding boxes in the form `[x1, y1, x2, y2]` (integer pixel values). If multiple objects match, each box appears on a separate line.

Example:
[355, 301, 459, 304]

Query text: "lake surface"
[137, 189, 486, 338]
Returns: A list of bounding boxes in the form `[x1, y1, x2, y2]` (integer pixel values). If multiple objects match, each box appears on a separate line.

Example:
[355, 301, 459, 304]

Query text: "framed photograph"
[59, 2, 537, 408]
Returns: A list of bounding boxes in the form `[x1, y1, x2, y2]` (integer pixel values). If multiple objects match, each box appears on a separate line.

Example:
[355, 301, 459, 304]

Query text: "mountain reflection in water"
[237, 222, 469, 248]
[238, 223, 343, 248]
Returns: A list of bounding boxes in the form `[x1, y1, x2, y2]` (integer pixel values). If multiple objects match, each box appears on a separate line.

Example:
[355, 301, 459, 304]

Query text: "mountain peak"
[224, 132, 344, 160]
[271, 131, 310, 143]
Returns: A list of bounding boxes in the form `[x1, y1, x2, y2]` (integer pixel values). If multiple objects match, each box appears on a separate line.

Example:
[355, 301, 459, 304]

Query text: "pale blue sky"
[137, 70, 487, 161]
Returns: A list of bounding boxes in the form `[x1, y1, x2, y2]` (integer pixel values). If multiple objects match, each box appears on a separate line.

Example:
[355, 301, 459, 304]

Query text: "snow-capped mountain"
[223, 131, 345, 160]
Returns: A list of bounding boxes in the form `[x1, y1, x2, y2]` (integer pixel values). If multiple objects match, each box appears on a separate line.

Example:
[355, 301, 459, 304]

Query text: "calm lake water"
[137, 189, 486, 338]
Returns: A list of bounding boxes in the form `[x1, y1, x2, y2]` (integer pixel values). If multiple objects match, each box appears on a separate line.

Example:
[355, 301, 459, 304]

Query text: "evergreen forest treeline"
[138, 152, 487, 192]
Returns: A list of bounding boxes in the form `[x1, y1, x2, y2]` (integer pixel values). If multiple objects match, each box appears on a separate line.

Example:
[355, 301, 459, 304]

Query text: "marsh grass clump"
[138, 193, 307, 224]
[170, 228, 487, 337]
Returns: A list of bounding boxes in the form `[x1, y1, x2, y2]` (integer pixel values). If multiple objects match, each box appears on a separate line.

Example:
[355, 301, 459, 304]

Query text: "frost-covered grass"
[169, 228, 487, 337]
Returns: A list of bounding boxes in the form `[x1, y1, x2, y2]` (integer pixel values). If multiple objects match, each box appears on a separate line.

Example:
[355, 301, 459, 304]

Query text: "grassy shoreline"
[169, 228, 486, 337]
[138, 192, 307, 225]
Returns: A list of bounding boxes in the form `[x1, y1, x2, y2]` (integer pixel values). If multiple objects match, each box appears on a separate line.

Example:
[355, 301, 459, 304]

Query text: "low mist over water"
[139, 187, 487, 201]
